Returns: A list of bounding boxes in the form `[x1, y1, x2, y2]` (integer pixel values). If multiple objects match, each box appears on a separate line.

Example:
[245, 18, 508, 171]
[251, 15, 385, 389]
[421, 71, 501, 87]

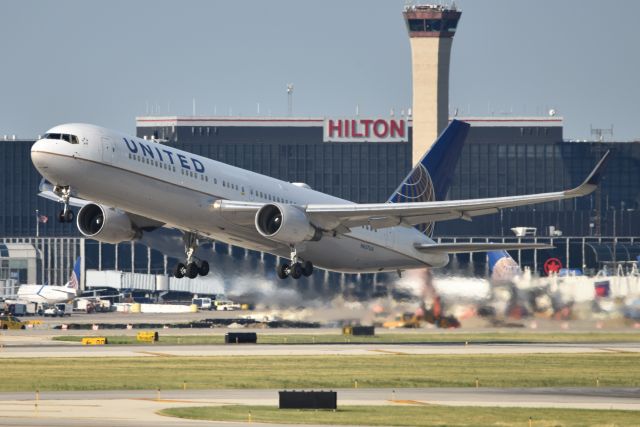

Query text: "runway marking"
[0, 402, 100, 407]
[133, 398, 220, 404]
[369, 349, 409, 355]
[136, 351, 175, 357]
[599, 348, 636, 354]
[389, 399, 432, 406]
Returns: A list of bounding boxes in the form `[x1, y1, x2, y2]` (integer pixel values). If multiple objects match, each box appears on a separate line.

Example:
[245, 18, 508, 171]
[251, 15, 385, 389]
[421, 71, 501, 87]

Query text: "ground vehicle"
[192, 297, 213, 310]
[0, 314, 26, 329]
[43, 303, 72, 317]
[214, 300, 241, 311]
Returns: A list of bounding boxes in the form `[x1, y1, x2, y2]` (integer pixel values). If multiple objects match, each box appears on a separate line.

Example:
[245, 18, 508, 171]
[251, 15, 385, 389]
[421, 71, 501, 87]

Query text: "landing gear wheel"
[198, 261, 210, 276]
[173, 262, 186, 279]
[290, 263, 302, 279]
[277, 263, 289, 279]
[302, 261, 314, 277]
[58, 209, 74, 223]
[186, 262, 199, 279]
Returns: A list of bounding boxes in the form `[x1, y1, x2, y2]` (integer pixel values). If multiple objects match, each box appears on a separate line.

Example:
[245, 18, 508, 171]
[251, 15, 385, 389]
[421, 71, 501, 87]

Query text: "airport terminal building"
[135, 114, 640, 238]
[1, 115, 638, 286]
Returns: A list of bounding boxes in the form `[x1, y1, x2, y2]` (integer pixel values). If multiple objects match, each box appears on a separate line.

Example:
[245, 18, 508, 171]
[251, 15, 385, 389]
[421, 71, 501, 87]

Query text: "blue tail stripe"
[488, 250, 511, 271]
[387, 119, 470, 236]
[421, 119, 470, 202]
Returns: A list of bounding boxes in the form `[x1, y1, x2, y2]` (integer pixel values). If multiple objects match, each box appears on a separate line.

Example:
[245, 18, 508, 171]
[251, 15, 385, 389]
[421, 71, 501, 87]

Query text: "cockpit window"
[44, 133, 79, 144]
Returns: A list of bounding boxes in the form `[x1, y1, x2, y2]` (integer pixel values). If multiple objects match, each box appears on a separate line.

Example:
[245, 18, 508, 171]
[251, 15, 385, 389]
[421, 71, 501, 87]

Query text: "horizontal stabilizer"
[414, 242, 553, 254]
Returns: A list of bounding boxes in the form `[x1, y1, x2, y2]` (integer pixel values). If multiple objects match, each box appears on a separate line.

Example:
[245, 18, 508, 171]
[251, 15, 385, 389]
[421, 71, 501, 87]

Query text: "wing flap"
[415, 242, 553, 254]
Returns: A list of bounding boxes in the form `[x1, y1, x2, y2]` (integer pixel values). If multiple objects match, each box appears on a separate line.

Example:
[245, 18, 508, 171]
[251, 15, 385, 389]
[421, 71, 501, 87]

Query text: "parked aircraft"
[16, 257, 80, 304]
[30, 120, 608, 280]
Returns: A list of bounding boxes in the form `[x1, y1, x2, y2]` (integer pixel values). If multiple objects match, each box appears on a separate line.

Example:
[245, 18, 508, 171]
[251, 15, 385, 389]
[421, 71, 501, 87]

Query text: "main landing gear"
[277, 246, 314, 280]
[173, 232, 209, 279]
[55, 186, 74, 223]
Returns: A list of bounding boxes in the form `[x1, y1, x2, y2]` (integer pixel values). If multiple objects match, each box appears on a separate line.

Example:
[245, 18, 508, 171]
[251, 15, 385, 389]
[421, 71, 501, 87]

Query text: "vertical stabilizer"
[488, 250, 522, 282]
[66, 257, 81, 289]
[387, 119, 469, 236]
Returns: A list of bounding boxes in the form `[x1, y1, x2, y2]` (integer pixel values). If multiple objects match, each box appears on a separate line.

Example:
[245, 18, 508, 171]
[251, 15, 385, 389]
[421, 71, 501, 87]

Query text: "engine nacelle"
[77, 203, 138, 244]
[255, 204, 321, 244]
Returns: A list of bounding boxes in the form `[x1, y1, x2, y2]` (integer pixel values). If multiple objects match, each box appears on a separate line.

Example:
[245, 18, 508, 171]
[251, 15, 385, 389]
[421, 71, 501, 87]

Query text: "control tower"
[403, 5, 462, 165]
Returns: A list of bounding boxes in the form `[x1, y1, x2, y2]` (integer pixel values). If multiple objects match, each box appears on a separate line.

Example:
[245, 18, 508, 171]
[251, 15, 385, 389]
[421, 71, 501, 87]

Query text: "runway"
[0, 387, 638, 427]
[2, 331, 639, 426]
[1, 342, 640, 358]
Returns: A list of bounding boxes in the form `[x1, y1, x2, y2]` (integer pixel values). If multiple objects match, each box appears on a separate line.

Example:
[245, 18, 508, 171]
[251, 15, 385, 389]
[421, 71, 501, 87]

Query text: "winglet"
[566, 150, 610, 197]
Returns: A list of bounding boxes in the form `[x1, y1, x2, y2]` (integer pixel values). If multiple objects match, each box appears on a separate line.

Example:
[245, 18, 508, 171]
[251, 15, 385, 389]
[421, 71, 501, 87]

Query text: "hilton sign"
[323, 118, 408, 142]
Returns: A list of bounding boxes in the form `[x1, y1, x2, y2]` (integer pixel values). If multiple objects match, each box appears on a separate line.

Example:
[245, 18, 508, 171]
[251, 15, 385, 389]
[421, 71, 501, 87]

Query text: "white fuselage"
[17, 284, 77, 304]
[31, 124, 448, 273]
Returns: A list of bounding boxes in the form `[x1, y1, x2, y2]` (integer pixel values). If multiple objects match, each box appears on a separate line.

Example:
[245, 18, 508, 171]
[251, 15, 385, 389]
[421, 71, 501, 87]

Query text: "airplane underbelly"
[66, 158, 430, 274]
[69, 159, 285, 250]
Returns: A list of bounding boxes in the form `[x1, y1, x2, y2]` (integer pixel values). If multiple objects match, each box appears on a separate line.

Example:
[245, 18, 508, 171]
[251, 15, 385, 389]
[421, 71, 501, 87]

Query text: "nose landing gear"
[277, 246, 314, 279]
[54, 186, 74, 223]
[173, 232, 210, 279]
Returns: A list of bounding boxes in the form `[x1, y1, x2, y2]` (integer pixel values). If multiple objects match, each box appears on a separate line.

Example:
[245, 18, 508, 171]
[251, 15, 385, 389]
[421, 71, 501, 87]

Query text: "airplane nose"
[31, 139, 46, 154]
[30, 139, 51, 170]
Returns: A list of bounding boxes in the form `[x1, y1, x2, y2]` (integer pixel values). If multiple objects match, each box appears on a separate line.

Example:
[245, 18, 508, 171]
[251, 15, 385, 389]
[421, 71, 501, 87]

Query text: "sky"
[0, 0, 638, 140]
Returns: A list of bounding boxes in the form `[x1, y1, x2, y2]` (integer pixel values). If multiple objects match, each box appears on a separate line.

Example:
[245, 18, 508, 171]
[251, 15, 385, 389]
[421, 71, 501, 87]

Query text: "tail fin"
[65, 257, 81, 289]
[387, 119, 470, 236]
[488, 250, 522, 282]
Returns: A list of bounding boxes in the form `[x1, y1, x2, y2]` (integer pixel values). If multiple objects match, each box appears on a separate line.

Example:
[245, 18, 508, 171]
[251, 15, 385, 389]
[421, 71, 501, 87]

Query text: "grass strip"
[159, 405, 640, 426]
[52, 331, 640, 345]
[1, 353, 639, 391]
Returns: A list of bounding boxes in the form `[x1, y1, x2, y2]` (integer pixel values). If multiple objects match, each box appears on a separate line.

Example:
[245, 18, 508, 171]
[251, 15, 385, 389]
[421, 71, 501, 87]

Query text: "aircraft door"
[101, 135, 115, 164]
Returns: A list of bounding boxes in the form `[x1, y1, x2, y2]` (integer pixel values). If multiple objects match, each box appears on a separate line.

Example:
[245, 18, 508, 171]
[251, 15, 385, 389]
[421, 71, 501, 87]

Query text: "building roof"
[136, 115, 564, 129]
[452, 116, 564, 127]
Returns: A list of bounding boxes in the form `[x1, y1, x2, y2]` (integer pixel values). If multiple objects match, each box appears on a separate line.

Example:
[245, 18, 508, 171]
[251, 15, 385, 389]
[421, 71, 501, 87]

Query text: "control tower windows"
[408, 19, 425, 31]
[425, 20, 441, 31]
[408, 19, 448, 32]
[446, 19, 458, 32]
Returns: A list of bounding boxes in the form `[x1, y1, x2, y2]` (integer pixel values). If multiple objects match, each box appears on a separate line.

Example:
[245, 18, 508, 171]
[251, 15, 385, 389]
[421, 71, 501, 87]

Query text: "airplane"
[488, 250, 523, 283]
[16, 257, 80, 304]
[30, 120, 609, 281]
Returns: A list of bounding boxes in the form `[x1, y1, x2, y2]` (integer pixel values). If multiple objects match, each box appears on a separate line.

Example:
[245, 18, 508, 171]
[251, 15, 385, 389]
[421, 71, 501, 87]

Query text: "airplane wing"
[304, 151, 610, 232]
[38, 179, 89, 208]
[213, 151, 609, 236]
[37, 178, 165, 230]
[414, 242, 553, 254]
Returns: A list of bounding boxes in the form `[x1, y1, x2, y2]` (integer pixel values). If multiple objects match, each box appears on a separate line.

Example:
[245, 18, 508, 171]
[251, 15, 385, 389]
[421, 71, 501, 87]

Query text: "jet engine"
[77, 203, 139, 244]
[255, 204, 321, 244]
